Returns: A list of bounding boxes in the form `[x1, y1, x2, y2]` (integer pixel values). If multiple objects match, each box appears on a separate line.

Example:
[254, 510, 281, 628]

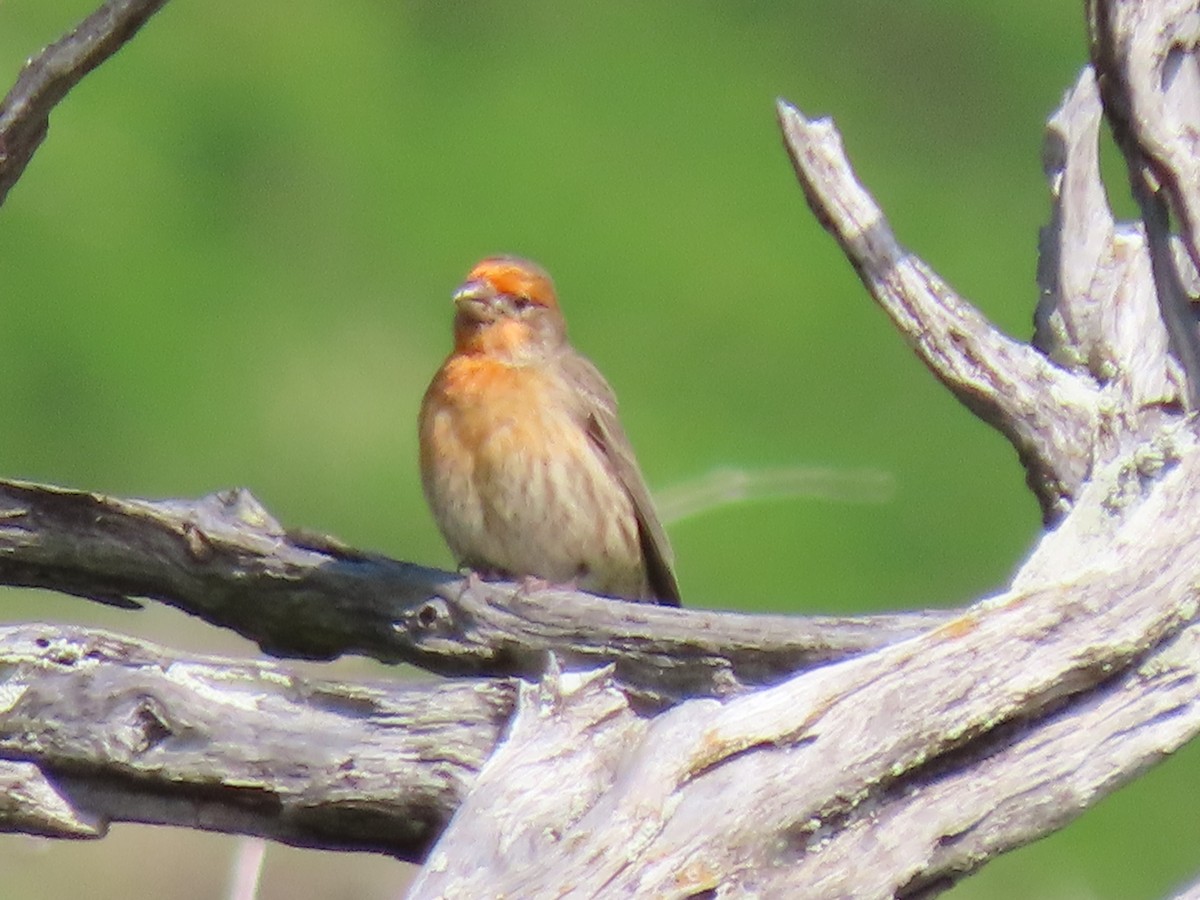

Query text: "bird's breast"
[422, 355, 567, 452]
[418, 353, 644, 594]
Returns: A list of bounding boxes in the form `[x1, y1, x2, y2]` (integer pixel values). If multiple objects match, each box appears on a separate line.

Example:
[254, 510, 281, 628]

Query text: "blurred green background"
[0, 1, 1195, 898]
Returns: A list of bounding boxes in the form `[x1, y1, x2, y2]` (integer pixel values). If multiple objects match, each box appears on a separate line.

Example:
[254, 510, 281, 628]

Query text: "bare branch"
[1172, 874, 1200, 900]
[777, 100, 1102, 522]
[656, 465, 894, 525]
[0, 0, 170, 206]
[1035, 66, 1183, 414]
[0, 623, 514, 861]
[0, 478, 952, 707]
[7, 441, 1200, 884]
[1088, 0, 1200, 407]
[413, 441, 1200, 897]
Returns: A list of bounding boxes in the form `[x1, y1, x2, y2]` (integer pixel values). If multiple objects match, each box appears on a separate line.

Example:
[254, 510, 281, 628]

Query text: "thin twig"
[226, 838, 268, 900]
[656, 465, 894, 525]
[0, 0, 170, 205]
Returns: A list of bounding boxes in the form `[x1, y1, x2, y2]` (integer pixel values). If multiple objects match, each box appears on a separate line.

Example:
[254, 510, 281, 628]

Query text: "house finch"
[419, 255, 681, 606]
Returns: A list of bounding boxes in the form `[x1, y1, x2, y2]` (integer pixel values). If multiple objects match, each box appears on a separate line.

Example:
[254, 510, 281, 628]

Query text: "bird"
[418, 255, 681, 606]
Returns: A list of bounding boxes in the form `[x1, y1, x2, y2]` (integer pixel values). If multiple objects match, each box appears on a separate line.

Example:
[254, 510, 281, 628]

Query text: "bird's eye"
[511, 296, 534, 311]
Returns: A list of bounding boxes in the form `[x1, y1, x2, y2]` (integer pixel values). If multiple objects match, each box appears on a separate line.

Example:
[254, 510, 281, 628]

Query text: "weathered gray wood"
[1088, 0, 1200, 407]
[414, 536, 1200, 896]
[1172, 874, 1200, 900]
[777, 101, 1102, 524]
[0, 623, 514, 860]
[1035, 67, 1183, 414]
[0, 760, 100, 838]
[0, 478, 953, 707]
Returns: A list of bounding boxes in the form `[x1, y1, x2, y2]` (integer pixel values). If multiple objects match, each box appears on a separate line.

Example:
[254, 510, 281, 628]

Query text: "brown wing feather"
[562, 353, 682, 606]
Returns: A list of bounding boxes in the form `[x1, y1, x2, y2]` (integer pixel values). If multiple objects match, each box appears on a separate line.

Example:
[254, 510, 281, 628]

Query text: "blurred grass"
[0, 2, 1194, 898]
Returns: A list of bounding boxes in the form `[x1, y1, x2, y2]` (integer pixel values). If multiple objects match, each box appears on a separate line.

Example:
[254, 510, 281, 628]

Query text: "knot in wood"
[408, 598, 452, 635]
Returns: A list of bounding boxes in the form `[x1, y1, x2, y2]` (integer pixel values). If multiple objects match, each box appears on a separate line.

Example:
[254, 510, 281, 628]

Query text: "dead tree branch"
[0, 478, 952, 708]
[777, 102, 1104, 523]
[415, 576, 1200, 898]
[0, 0, 170, 206]
[1088, 0, 1200, 408]
[0, 623, 514, 860]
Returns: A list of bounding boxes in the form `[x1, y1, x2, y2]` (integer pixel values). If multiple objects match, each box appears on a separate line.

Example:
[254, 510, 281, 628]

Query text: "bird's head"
[451, 256, 567, 358]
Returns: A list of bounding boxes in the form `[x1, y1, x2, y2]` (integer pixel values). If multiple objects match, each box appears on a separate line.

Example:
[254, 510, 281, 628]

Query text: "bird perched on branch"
[419, 255, 681, 605]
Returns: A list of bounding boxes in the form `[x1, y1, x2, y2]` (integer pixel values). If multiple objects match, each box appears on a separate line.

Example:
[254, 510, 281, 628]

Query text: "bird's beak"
[452, 280, 491, 307]
[452, 279, 497, 324]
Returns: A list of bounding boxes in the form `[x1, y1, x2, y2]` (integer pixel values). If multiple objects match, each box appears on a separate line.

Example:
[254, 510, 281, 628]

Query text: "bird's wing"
[562, 353, 682, 606]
